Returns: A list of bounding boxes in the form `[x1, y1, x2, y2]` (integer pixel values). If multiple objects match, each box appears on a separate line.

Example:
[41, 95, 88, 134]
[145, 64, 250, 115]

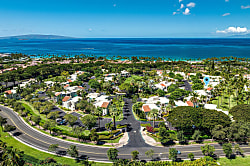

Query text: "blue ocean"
[0, 38, 250, 59]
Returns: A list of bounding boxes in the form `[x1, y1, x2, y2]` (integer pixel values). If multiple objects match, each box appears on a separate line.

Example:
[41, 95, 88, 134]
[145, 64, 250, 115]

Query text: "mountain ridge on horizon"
[0, 34, 250, 39]
[0, 34, 76, 40]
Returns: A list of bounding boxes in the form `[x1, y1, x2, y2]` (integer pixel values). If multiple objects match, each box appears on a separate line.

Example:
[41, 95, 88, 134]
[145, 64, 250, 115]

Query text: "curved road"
[1, 105, 250, 162]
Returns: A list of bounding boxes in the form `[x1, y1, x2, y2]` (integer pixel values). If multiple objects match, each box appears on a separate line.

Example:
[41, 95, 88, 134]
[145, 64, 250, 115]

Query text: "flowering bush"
[146, 126, 154, 133]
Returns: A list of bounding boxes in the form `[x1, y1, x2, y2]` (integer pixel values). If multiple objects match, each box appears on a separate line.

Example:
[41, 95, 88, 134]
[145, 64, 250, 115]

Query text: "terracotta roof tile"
[186, 101, 194, 107]
[55, 92, 61, 96]
[101, 102, 109, 108]
[64, 84, 69, 88]
[160, 83, 166, 87]
[78, 86, 85, 89]
[5, 90, 12, 95]
[207, 87, 213, 91]
[62, 96, 70, 102]
[143, 105, 151, 112]
[68, 79, 72, 83]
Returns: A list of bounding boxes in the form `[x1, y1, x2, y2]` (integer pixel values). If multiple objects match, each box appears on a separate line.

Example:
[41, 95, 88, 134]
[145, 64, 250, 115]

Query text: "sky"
[0, 0, 250, 38]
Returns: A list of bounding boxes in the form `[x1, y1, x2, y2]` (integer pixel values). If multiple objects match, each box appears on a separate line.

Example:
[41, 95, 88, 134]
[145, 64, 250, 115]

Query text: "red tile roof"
[67, 79, 72, 83]
[160, 83, 166, 87]
[186, 101, 194, 107]
[101, 102, 109, 108]
[5, 90, 12, 95]
[207, 87, 213, 91]
[78, 86, 85, 89]
[55, 92, 61, 96]
[142, 105, 151, 112]
[62, 96, 70, 102]
[64, 84, 69, 88]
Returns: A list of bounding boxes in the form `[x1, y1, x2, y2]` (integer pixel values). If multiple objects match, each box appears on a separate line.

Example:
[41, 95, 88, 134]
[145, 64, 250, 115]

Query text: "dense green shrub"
[4, 124, 16, 132]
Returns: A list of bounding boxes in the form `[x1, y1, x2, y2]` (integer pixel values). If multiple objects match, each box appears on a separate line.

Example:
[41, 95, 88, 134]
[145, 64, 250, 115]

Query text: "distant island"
[0, 34, 75, 40]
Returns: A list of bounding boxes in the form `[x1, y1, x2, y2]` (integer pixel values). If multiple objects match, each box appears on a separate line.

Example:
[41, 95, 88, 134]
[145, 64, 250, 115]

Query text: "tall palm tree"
[95, 107, 103, 130]
[149, 109, 159, 128]
[109, 105, 118, 129]
[190, 92, 199, 108]
[105, 122, 112, 134]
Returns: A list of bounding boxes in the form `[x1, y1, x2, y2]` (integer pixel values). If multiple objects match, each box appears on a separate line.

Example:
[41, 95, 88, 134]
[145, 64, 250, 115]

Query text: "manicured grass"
[218, 156, 250, 166]
[0, 129, 111, 166]
[105, 134, 123, 143]
[211, 94, 249, 111]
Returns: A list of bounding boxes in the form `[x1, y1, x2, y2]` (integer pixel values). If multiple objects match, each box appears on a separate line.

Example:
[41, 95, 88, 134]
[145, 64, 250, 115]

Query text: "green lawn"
[211, 94, 249, 111]
[218, 156, 250, 166]
[0, 129, 111, 166]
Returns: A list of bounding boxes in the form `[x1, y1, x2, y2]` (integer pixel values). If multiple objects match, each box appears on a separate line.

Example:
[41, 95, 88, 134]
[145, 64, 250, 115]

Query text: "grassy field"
[218, 156, 250, 166]
[0, 129, 111, 166]
[211, 95, 249, 111]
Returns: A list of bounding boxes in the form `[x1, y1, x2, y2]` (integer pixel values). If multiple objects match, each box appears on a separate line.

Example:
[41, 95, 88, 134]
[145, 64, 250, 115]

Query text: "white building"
[120, 70, 130, 77]
[142, 104, 161, 119]
[154, 81, 173, 92]
[62, 96, 82, 111]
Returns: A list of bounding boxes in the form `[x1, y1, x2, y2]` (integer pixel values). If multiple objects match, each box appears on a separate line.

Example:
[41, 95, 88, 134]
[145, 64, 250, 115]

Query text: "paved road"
[1, 105, 250, 162]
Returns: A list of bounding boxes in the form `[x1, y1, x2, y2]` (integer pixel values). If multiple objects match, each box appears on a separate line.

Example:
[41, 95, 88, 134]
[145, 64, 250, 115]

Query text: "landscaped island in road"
[0, 53, 250, 165]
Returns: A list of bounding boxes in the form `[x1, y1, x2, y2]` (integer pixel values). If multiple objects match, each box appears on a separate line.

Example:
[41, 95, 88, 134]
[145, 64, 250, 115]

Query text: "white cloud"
[222, 13, 230, 16]
[216, 27, 248, 33]
[179, 0, 183, 3]
[241, 5, 250, 9]
[187, 2, 196, 8]
[180, 4, 185, 9]
[173, 12, 177, 15]
[113, 4, 117, 7]
[88, 28, 92, 32]
[225, 0, 229, 2]
[183, 8, 190, 15]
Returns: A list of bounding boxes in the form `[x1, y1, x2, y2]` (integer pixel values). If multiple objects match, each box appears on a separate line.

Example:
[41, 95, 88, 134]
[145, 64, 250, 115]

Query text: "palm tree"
[105, 122, 112, 134]
[109, 105, 118, 129]
[190, 92, 199, 108]
[227, 88, 233, 109]
[95, 107, 103, 130]
[149, 109, 159, 128]
[1, 146, 25, 166]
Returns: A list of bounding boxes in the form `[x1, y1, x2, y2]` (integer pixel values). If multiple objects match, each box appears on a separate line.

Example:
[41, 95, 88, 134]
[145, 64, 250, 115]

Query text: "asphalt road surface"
[1, 105, 250, 162]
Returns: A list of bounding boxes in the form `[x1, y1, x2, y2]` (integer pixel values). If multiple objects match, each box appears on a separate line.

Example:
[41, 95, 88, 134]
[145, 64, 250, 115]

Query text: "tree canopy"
[229, 104, 250, 122]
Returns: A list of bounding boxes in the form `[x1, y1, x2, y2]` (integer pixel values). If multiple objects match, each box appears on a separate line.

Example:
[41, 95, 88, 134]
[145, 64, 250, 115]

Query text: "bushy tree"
[230, 104, 250, 122]
[131, 150, 139, 161]
[222, 143, 233, 158]
[107, 148, 118, 162]
[169, 148, 178, 161]
[64, 114, 78, 127]
[201, 144, 215, 157]
[67, 145, 78, 158]
[81, 114, 96, 130]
